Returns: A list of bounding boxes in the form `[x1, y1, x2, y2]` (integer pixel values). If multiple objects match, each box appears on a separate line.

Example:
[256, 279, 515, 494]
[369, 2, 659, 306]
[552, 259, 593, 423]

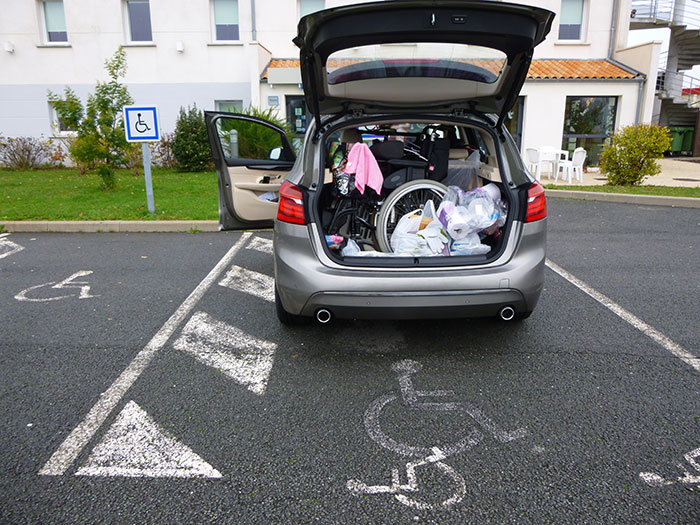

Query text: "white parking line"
[545, 259, 700, 373]
[174, 311, 277, 395]
[39, 232, 252, 476]
[218, 265, 274, 303]
[247, 236, 273, 255]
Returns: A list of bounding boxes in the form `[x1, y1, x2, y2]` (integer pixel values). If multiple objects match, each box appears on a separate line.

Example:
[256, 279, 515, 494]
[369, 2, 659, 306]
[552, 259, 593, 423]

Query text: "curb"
[545, 189, 700, 209]
[0, 220, 220, 233]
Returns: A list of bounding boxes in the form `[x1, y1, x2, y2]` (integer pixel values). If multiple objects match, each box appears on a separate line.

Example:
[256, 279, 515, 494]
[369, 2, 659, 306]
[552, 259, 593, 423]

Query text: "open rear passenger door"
[205, 111, 297, 230]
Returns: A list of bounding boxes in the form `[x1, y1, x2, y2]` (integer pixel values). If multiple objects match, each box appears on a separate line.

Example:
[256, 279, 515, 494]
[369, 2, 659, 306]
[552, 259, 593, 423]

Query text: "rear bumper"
[274, 219, 546, 319]
[302, 289, 527, 320]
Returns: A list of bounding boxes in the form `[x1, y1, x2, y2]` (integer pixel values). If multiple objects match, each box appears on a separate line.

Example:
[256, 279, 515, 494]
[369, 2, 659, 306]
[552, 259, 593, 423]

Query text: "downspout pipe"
[608, 0, 619, 59]
[607, 0, 646, 124]
[251, 0, 256, 41]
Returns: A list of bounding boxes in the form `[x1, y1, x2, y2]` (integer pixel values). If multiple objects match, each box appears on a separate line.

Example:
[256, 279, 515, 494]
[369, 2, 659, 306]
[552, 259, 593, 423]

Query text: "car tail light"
[277, 181, 306, 225]
[525, 181, 547, 222]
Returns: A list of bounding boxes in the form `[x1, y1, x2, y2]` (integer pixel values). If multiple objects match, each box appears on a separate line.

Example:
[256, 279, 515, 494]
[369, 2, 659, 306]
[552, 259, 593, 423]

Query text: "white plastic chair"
[556, 147, 586, 183]
[571, 147, 586, 183]
[524, 148, 541, 180]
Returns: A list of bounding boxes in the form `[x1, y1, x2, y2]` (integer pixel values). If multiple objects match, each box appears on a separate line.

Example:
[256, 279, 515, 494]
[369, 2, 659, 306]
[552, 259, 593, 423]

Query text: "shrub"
[600, 124, 672, 186]
[172, 105, 212, 172]
[96, 165, 117, 190]
[48, 47, 134, 171]
[0, 135, 56, 169]
[152, 132, 177, 168]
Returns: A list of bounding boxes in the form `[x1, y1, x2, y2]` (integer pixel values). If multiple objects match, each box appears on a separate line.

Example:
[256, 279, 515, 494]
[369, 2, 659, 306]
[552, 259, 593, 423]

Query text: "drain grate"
[672, 178, 700, 182]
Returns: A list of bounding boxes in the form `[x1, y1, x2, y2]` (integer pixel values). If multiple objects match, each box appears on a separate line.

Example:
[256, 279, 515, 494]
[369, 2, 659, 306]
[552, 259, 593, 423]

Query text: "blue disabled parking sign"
[123, 106, 160, 142]
[123, 105, 160, 213]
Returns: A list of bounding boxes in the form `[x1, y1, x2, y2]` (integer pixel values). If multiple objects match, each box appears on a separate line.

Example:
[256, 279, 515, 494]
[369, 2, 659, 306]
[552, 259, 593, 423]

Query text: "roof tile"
[262, 58, 638, 81]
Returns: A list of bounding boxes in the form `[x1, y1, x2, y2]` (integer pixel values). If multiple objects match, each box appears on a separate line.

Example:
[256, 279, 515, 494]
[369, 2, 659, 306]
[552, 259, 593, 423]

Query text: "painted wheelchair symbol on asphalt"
[347, 359, 528, 510]
[15, 270, 98, 302]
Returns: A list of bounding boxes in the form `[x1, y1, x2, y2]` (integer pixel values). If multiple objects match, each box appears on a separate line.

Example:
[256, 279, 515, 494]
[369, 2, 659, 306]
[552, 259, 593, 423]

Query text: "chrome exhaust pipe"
[316, 309, 332, 324]
[499, 306, 515, 321]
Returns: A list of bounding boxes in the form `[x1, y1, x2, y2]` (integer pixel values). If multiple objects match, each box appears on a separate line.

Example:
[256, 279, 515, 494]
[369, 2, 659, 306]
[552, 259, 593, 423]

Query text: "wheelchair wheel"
[375, 179, 448, 253]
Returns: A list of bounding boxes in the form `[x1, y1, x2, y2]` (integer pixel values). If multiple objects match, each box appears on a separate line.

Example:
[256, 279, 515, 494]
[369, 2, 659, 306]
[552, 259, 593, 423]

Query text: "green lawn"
[1, 168, 219, 221]
[544, 184, 700, 199]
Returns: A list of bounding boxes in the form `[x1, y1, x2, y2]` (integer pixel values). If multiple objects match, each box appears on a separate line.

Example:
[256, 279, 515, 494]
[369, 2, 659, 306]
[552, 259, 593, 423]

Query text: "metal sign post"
[123, 106, 160, 213]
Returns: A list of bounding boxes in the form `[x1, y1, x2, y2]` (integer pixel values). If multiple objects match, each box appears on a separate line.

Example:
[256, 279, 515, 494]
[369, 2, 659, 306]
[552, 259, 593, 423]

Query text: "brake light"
[525, 181, 547, 222]
[277, 181, 306, 225]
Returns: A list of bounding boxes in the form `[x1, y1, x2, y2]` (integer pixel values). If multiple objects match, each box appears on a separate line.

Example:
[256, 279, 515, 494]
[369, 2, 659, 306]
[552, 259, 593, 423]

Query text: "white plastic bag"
[450, 232, 491, 256]
[389, 211, 423, 253]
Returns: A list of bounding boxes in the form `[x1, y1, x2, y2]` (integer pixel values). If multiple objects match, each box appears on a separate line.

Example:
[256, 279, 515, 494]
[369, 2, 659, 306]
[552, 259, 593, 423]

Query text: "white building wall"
[0, 0, 658, 144]
[0, 0, 257, 136]
[520, 80, 642, 153]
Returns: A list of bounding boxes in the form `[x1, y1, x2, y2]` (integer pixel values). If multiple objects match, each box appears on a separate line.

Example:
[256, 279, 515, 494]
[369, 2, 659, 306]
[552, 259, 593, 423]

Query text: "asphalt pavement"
[1, 199, 699, 523]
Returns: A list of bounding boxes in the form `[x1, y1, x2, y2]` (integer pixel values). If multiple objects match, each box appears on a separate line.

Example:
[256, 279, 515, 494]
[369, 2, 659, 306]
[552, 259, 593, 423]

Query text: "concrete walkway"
[543, 157, 700, 187]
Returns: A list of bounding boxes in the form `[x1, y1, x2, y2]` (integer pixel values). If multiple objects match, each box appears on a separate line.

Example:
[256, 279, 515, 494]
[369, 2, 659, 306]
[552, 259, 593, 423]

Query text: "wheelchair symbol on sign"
[347, 360, 528, 510]
[134, 113, 151, 133]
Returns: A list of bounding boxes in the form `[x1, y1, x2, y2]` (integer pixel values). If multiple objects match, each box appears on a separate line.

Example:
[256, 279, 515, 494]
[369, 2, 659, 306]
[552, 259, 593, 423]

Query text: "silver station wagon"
[206, 0, 553, 324]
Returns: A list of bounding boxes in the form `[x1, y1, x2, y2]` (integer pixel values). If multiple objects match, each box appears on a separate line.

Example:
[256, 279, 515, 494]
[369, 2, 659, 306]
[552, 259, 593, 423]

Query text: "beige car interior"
[225, 167, 287, 222]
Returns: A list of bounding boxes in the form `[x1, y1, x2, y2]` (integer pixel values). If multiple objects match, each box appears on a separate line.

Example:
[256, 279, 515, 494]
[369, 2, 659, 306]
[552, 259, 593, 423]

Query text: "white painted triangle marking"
[174, 311, 277, 395]
[218, 264, 274, 303]
[247, 236, 273, 255]
[75, 401, 221, 478]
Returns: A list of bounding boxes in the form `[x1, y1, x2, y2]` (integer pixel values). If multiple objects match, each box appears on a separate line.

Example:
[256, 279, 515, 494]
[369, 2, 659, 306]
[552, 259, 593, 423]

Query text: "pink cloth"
[344, 143, 383, 195]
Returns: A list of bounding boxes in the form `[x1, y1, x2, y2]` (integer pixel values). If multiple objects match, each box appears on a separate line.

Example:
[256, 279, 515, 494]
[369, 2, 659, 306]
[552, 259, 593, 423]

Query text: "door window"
[214, 116, 295, 163]
[504, 97, 524, 150]
[561, 96, 617, 165]
[286, 96, 308, 136]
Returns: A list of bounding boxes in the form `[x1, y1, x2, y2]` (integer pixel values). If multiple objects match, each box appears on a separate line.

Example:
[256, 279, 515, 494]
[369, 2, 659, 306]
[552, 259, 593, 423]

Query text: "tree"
[600, 124, 672, 186]
[48, 47, 135, 174]
[171, 105, 212, 172]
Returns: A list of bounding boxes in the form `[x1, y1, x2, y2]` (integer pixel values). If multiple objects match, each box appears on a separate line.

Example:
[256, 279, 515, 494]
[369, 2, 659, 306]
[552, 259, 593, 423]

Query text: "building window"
[49, 104, 77, 134]
[562, 96, 617, 165]
[125, 0, 152, 42]
[299, 0, 324, 18]
[286, 96, 308, 136]
[216, 100, 243, 113]
[559, 0, 584, 40]
[213, 0, 239, 41]
[42, 0, 68, 43]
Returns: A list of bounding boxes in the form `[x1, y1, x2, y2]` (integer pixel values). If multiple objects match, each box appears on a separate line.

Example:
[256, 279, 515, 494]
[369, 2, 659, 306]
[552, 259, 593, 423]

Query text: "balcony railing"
[657, 68, 700, 106]
[631, 0, 700, 28]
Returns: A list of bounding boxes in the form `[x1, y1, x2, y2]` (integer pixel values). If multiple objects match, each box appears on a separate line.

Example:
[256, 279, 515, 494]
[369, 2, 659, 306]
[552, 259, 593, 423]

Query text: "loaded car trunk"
[314, 119, 517, 267]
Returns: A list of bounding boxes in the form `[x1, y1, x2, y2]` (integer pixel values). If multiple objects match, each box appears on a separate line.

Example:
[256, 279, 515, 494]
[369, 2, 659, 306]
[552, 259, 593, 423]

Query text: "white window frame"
[556, 0, 589, 44]
[210, 0, 241, 43]
[38, 0, 69, 46]
[122, 0, 154, 45]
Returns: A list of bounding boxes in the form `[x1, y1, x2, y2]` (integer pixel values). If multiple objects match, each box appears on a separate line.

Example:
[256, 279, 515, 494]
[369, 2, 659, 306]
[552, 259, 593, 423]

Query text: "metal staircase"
[631, 0, 700, 129]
